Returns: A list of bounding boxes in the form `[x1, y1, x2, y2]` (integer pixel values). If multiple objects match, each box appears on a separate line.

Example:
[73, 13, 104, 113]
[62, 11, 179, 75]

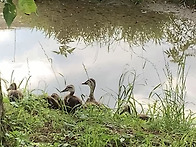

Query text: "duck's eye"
[66, 86, 74, 90]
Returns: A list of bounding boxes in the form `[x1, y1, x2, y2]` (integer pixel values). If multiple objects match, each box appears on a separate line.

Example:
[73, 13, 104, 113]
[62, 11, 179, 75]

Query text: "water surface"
[0, 1, 195, 112]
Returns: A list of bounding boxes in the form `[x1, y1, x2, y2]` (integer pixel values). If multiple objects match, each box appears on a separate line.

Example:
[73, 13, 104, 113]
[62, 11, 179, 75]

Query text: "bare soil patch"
[142, 1, 196, 23]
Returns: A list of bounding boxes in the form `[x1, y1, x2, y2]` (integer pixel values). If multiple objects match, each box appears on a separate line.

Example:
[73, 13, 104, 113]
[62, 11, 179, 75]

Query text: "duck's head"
[120, 105, 131, 115]
[82, 78, 96, 90]
[51, 93, 60, 100]
[61, 85, 75, 95]
[7, 83, 17, 91]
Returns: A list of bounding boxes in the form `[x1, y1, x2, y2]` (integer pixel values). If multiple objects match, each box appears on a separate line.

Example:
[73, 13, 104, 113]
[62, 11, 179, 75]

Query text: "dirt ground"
[142, 0, 196, 23]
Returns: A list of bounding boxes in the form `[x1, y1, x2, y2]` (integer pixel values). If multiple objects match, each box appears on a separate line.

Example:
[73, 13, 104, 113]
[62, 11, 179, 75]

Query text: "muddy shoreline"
[0, 1, 196, 28]
[142, 1, 196, 23]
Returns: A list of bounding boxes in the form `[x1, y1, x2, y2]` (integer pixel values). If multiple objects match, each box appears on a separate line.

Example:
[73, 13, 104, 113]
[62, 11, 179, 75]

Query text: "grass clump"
[147, 54, 195, 132]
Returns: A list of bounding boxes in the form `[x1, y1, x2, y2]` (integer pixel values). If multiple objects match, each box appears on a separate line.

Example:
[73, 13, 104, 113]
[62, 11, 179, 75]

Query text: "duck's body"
[82, 78, 100, 106]
[7, 83, 23, 102]
[51, 93, 63, 108]
[138, 114, 150, 121]
[86, 97, 100, 106]
[61, 85, 82, 113]
[46, 93, 61, 109]
[120, 105, 150, 121]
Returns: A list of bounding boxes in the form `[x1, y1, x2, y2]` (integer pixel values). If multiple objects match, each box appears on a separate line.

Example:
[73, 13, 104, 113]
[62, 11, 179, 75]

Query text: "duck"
[61, 84, 82, 113]
[7, 83, 23, 102]
[46, 93, 62, 110]
[120, 105, 150, 121]
[82, 78, 100, 106]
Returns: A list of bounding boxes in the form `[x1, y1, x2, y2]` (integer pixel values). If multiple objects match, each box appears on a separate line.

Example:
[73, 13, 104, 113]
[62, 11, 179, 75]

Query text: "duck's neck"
[69, 91, 74, 96]
[89, 86, 95, 100]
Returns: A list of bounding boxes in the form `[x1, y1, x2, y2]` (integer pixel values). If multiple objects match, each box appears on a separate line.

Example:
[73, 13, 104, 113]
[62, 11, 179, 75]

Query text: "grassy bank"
[2, 94, 196, 147]
[1, 65, 196, 146]
[2, 93, 196, 147]
[1, 53, 196, 146]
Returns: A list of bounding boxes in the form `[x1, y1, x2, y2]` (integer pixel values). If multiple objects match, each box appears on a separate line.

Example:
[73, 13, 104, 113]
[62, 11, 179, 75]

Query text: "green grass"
[1, 53, 196, 147]
[1, 91, 196, 147]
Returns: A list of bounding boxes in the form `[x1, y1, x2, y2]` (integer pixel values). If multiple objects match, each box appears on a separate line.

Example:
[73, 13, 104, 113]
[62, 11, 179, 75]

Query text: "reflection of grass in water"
[24, 1, 195, 60]
[21, 1, 171, 53]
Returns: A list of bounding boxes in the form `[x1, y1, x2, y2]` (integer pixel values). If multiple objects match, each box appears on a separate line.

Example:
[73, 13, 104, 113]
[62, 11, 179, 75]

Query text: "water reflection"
[0, 1, 196, 112]
[20, 0, 172, 53]
[20, 1, 195, 59]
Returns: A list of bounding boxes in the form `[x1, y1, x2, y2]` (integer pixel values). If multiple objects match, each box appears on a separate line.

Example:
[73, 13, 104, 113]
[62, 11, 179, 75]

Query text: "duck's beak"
[60, 88, 67, 93]
[7, 86, 11, 91]
[82, 81, 87, 85]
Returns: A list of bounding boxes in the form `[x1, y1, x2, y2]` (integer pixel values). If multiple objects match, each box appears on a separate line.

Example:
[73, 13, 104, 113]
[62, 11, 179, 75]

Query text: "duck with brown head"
[51, 93, 63, 107]
[7, 83, 23, 102]
[61, 84, 82, 113]
[46, 93, 62, 110]
[82, 78, 100, 106]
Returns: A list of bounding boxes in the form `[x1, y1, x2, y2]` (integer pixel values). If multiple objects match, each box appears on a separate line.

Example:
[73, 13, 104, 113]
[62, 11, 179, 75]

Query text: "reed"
[115, 71, 144, 116]
[148, 52, 195, 132]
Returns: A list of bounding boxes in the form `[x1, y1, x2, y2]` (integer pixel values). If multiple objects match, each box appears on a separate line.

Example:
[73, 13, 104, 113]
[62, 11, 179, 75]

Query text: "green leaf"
[18, 0, 37, 15]
[3, 1, 17, 27]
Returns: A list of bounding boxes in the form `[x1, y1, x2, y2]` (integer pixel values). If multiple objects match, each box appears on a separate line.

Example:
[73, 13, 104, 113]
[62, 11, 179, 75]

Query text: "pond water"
[0, 0, 196, 112]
